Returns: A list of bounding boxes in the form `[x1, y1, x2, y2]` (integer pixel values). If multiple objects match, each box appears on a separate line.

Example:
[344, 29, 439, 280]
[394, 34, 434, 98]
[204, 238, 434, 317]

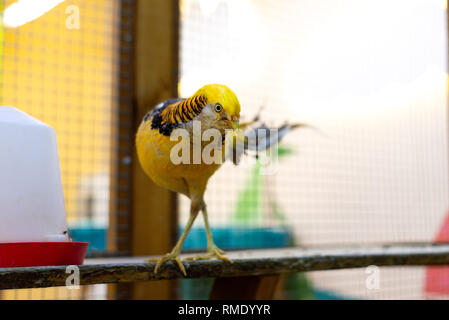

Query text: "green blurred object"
[231, 145, 292, 226]
[231, 163, 263, 225]
[181, 144, 315, 299]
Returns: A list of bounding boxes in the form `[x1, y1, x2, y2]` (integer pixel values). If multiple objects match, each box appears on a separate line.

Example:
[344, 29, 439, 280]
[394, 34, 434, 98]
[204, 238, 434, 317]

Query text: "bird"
[136, 84, 303, 276]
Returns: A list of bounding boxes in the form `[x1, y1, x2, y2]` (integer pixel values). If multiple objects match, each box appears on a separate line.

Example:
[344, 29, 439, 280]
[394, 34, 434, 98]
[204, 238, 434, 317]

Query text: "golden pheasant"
[136, 84, 301, 276]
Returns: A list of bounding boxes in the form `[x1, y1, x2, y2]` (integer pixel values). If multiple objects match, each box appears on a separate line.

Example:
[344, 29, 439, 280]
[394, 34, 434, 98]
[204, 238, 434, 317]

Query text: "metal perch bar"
[1, 244, 449, 290]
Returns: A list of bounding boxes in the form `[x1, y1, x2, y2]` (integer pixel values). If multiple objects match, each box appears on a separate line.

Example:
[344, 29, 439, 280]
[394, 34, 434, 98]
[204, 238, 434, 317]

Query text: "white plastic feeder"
[0, 106, 68, 242]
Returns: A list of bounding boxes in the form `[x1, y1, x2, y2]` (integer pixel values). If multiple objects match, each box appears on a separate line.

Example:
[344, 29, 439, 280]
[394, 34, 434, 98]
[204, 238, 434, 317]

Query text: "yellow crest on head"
[194, 84, 241, 117]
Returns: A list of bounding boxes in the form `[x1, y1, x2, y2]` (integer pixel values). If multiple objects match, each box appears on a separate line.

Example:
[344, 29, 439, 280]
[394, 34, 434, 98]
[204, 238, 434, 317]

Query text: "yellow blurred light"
[3, 0, 65, 28]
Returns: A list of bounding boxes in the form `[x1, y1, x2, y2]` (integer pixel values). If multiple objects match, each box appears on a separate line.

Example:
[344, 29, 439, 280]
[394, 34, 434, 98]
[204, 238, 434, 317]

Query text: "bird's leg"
[185, 203, 232, 263]
[146, 202, 200, 276]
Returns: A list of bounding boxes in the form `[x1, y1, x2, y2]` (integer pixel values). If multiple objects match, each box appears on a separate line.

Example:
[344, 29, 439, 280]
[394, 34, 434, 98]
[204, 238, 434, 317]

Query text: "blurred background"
[0, 0, 448, 299]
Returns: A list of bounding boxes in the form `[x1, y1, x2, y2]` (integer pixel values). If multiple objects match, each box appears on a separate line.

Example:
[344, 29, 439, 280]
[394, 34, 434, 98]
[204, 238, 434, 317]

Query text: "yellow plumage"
[194, 83, 241, 117]
[136, 118, 221, 196]
[137, 83, 303, 275]
[136, 84, 241, 275]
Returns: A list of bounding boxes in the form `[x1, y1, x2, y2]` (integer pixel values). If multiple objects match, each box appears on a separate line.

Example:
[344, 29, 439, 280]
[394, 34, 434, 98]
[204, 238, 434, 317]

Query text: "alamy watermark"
[365, 265, 380, 290]
[65, 265, 80, 289]
[65, 5, 80, 30]
[168, 120, 279, 175]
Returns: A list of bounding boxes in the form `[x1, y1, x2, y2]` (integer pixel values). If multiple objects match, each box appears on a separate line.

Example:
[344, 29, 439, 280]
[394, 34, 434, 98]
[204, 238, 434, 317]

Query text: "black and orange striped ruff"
[149, 95, 208, 136]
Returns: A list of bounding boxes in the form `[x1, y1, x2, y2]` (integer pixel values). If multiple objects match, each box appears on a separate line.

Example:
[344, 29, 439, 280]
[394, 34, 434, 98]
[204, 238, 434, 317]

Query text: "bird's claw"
[146, 252, 186, 276]
[185, 245, 233, 263]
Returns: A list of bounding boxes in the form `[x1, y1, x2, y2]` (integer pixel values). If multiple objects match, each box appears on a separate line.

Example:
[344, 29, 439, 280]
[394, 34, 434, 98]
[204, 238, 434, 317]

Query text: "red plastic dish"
[0, 242, 89, 268]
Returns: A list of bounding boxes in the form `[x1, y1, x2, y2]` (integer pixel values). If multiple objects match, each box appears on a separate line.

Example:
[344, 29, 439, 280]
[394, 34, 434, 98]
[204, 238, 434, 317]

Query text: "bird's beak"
[231, 115, 239, 130]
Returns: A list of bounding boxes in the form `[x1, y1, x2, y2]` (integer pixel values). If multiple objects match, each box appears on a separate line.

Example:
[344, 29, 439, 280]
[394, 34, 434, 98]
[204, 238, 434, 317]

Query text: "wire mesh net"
[178, 0, 449, 299]
[0, 0, 123, 300]
[0, 0, 448, 300]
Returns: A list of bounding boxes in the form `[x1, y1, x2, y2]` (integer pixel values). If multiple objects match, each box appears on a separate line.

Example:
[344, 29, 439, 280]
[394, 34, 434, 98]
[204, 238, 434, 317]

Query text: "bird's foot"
[185, 245, 233, 263]
[146, 251, 186, 276]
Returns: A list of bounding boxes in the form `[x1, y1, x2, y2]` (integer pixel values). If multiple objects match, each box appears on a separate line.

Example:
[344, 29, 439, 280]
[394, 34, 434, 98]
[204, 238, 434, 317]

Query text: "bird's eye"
[215, 104, 222, 113]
